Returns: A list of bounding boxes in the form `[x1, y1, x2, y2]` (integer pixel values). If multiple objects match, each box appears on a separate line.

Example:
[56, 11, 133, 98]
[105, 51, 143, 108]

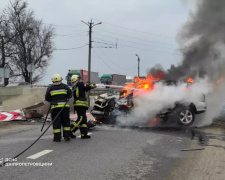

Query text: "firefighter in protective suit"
[70, 75, 96, 139]
[45, 74, 72, 142]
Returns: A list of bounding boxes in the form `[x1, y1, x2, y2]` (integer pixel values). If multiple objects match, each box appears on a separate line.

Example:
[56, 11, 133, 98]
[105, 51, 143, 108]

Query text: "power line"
[92, 46, 115, 49]
[54, 33, 88, 37]
[93, 41, 116, 46]
[126, 67, 138, 75]
[45, 22, 177, 48]
[55, 44, 88, 50]
[94, 37, 118, 44]
[92, 18, 177, 39]
[92, 48, 121, 74]
[94, 28, 174, 46]
[94, 32, 175, 48]
[93, 42, 137, 70]
[93, 37, 175, 50]
[94, 35, 180, 55]
[119, 43, 181, 55]
[55, 32, 177, 52]
[43, 22, 84, 28]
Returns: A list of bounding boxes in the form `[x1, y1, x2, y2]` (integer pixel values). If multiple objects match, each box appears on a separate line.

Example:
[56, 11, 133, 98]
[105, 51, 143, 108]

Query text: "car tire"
[172, 105, 195, 126]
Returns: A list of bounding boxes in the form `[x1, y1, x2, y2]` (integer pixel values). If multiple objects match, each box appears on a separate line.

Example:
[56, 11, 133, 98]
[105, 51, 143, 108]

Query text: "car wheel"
[172, 106, 195, 126]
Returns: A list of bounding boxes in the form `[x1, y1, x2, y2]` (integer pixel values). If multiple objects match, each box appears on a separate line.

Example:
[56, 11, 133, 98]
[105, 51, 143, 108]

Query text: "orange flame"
[187, 78, 194, 83]
[149, 117, 160, 125]
[93, 118, 97, 122]
[121, 74, 161, 98]
[213, 77, 224, 88]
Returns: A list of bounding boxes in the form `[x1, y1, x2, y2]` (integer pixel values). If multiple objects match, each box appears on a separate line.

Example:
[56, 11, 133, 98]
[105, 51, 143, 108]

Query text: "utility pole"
[0, 35, 6, 87]
[0, 19, 6, 68]
[82, 19, 102, 105]
[0, 35, 5, 68]
[81, 19, 102, 83]
[135, 54, 140, 77]
[0, 19, 7, 86]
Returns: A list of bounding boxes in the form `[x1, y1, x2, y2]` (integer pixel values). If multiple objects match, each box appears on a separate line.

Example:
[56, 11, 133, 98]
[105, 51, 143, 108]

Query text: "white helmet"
[71, 75, 81, 82]
[51, 74, 62, 82]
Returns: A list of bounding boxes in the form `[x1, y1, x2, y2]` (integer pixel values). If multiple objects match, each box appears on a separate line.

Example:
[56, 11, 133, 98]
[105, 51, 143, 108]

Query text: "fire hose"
[41, 105, 51, 132]
[0, 99, 70, 167]
[0, 81, 96, 167]
[0, 86, 76, 167]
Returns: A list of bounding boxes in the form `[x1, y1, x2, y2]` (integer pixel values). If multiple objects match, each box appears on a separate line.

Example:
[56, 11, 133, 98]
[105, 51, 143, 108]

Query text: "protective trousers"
[71, 107, 88, 136]
[51, 107, 71, 140]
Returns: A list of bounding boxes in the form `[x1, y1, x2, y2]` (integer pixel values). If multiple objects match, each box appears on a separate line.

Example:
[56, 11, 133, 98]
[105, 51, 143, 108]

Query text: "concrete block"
[23, 109, 44, 119]
[0, 86, 29, 103]
[3, 90, 45, 111]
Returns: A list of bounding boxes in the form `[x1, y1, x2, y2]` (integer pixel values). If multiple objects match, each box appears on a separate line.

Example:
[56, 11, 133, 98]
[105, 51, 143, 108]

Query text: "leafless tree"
[0, 0, 54, 83]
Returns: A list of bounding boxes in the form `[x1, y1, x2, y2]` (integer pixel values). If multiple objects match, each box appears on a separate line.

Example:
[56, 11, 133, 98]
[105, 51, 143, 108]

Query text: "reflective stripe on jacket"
[73, 81, 94, 107]
[45, 83, 72, 108]
[51, 104, 70, 109]
[50, 89, 68, 96]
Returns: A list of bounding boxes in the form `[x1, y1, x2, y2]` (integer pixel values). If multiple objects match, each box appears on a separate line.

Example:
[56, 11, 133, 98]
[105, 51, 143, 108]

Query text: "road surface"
[0, 122, 224, 180]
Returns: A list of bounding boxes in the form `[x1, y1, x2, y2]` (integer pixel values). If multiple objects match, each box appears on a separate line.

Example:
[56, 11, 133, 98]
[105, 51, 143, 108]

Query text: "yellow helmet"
[71, 75, 80, 82]
[51, 74, 62, 82]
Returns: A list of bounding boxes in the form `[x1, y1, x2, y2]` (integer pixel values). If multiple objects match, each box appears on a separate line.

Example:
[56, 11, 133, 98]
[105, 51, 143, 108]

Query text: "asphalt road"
[0, 123, 191, 180]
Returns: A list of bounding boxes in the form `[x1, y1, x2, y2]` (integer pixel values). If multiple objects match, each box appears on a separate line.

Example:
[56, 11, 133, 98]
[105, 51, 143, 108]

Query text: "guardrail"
[90, 88, 118, 94]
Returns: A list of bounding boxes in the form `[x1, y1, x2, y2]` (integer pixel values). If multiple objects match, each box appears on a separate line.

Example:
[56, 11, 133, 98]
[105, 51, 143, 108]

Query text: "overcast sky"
[0, 0, 194, 85]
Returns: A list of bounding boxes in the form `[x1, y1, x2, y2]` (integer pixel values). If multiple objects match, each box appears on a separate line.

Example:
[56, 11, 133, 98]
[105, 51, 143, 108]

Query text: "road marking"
[27, 150, 53, 159]
[77, 133, 92, 138]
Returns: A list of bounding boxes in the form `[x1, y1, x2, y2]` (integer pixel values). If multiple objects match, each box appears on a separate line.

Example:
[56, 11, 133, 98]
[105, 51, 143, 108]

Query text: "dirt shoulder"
[169, 126, 225, 180]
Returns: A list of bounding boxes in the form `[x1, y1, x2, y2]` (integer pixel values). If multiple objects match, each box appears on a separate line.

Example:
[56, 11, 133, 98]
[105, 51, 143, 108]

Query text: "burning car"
[154, 80, 207, 126]
[90, 90, 133, 124]
[91, 76, 207, 126]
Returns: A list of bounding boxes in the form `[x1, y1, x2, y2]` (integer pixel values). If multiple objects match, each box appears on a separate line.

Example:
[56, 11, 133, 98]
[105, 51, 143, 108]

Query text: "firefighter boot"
[69, 131, 76, 139]
[53, 139, 61, 142]
[81, 134, 91, 139]
[64, 137, 70, 141]
[53, 133, 61, 142]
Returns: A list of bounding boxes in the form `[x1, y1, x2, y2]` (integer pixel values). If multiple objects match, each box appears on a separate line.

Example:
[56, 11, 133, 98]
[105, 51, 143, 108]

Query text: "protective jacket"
[73, 81, 95, 108]
[45, 82, 72, 141]
[45, 83, 72, 109]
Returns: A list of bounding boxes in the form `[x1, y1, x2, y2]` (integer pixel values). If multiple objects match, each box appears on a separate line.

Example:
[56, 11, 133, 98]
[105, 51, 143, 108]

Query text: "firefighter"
[70, 75, 96, 139]
[45, 74, 72, 142]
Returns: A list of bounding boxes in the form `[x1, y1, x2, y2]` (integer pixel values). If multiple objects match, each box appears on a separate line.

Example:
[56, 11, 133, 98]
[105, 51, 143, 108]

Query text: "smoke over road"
[117, 78, 212, 126]
[148, 0, 225, 81]
[119, 0, 225, 126]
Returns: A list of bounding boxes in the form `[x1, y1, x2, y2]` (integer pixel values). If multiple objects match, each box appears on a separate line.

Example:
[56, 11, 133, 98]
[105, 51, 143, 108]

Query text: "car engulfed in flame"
[91, 75, 207, 126]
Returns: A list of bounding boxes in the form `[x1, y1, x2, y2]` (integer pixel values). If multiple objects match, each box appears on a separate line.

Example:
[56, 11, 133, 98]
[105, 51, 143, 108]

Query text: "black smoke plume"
[148, 0, 225, 81]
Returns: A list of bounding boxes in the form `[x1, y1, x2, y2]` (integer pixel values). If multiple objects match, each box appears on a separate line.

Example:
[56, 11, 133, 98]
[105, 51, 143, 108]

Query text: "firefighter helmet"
[71, 75, 81, 82]
[51, 74, 62, 82]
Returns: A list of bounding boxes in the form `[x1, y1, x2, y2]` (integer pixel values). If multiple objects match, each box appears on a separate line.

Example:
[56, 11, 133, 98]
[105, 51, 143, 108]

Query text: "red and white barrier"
[0, 109, 26, 121]
[70, 113, 93, 121]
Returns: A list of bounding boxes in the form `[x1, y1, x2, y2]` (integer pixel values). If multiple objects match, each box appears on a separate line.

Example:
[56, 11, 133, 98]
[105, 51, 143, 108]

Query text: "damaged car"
[91, 79, 207, 126]
[155, 80, 207, 126]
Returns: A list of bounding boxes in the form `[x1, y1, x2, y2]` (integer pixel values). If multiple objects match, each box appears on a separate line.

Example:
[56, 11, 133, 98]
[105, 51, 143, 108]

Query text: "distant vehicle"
[126, 76, 134, 83]
[134, 76, 146, 80]
[65, 69, 100, 86]
[100, 74, 126, 86]
[95, 84, 106, 88]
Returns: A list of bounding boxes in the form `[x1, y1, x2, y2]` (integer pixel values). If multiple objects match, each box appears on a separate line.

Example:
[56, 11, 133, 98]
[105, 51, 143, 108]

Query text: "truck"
[100, 74, 126, 86]
[65, 69, 100, 86]
[126, 76, 134, 83]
